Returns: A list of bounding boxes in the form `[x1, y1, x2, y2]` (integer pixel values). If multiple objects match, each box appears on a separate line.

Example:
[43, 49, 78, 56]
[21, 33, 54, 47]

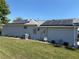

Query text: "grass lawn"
[0, 36, 79, 59]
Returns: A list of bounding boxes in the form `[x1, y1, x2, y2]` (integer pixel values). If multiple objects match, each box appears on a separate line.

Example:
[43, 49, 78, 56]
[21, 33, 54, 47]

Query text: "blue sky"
[6, 0, 79, 20]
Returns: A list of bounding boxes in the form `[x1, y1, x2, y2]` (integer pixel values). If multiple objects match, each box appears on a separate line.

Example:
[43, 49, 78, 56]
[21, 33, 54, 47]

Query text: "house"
[2, 19, 45, 39]
[2, 19, 79, 47]
[40, 19, 79, 47]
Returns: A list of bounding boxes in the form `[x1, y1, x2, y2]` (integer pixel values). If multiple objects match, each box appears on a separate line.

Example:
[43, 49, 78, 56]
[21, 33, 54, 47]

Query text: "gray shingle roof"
[12, 19, 45, 26]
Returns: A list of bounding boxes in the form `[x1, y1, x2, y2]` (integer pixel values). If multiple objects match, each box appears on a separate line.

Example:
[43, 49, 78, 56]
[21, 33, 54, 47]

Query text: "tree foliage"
[0, 0, 10, 24]
[13, 17, 23, 22]
[12, 17, 24, 23]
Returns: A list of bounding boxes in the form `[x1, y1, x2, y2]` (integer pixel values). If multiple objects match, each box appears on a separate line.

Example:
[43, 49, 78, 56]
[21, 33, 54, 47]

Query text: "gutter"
[40, 26, 74, 27]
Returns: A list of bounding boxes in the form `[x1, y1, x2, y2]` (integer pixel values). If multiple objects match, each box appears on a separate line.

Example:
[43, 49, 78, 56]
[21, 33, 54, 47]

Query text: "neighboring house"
[2, 19, 79, 47]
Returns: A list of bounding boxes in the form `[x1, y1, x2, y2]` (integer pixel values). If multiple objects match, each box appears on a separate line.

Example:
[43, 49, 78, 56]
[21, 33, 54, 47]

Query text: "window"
[24, 26, 27, 29]
[43, 30, 45, 34]
[33, 29, 37, 34]
[37, 27, 40, 31]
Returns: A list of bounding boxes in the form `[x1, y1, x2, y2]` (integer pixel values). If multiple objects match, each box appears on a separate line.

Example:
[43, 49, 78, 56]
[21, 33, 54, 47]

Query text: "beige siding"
[2, 24, 77, 46]
[47, 27, 77, 46]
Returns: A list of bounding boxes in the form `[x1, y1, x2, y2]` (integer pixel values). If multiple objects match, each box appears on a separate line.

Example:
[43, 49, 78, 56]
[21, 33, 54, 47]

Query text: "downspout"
[73, 24, 77, 47]
[47, 27, 48, 41]
[43, 27, 48, 41]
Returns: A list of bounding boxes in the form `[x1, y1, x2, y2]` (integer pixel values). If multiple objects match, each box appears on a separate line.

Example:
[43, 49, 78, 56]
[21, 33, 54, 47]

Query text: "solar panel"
[41, 19, 73, 26]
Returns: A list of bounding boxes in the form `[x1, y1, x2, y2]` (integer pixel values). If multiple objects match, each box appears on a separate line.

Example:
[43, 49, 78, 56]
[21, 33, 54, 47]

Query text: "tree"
[13, 17, 23, 23]
[1, 17, 10, 24]
[0, 0, 10, 24]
